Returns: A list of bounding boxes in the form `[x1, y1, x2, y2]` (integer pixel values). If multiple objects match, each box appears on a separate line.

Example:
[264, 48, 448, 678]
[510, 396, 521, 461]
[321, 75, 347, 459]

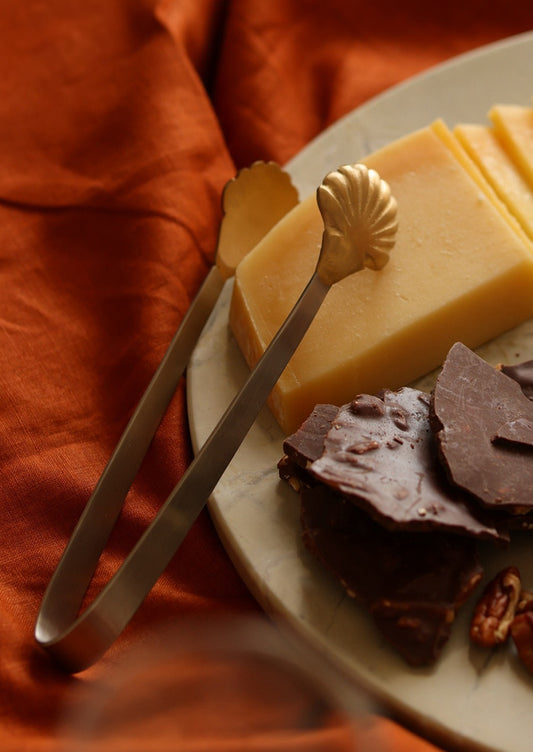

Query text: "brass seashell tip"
[316, 163, 398, 286]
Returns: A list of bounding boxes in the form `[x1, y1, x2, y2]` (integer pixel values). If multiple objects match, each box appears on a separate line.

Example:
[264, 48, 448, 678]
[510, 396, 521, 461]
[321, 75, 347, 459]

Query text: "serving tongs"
[35, 162, 397, 673]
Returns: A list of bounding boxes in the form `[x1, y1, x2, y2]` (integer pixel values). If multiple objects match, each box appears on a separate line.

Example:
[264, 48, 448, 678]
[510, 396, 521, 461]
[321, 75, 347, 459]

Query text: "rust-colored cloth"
[0, 1, 531, 750]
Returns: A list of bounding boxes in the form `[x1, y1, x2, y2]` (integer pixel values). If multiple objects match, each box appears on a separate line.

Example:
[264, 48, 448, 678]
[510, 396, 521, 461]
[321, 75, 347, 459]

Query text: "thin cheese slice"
[230, 120, 533, 434]
[454, 122, 533, 240]
[490, 104, 533, 187]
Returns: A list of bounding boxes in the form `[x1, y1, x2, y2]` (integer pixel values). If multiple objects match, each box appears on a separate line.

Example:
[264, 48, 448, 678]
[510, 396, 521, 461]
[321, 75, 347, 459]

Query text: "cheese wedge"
[454, 122, 533, 240]
[230, 120, 533, 434]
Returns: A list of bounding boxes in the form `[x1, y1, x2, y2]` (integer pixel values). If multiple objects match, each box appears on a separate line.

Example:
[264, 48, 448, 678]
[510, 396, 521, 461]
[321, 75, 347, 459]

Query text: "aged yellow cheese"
[454, 121, 533, 239]
[230, 120, 533, 434]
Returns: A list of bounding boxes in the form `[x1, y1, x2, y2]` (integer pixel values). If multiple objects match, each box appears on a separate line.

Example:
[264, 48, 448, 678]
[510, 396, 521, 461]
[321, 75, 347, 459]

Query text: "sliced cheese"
[230, 120, 533, 434]
[489, 105, 533, 189]
[454, 122, 533, 240]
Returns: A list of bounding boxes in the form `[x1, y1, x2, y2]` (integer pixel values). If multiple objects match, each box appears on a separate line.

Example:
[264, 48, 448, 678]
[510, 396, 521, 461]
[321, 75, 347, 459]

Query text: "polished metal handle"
[35, 163, 397, 673]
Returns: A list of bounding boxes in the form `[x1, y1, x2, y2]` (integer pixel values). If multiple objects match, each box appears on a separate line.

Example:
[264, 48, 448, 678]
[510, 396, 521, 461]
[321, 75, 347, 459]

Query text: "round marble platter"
[187, 32, 533, 752]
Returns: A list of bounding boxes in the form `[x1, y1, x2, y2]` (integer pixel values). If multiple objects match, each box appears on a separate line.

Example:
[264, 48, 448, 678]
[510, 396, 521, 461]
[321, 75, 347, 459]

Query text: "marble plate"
[187, 32, 533, 752]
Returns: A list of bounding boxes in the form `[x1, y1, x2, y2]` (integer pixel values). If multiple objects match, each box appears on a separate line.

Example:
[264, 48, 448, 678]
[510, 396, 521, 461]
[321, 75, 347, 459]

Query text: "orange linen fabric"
[0, 1, 532, 750]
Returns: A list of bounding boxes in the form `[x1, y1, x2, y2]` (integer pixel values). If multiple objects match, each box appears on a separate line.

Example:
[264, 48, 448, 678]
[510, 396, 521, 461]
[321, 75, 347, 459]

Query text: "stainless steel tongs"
[35, 161, 397, 673]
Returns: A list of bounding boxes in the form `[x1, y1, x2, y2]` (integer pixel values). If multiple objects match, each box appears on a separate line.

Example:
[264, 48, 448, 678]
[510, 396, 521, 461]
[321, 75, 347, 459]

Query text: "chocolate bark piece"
[300, 484, 483, 666]
[431, 342, 533, 513]
[493, 416, 533, 448]
[307, 388, 505, 541]
[278, 404, 339, 492]
[281, 403, 339, 469]
[499, 359, 533, 400]
[493, 361, 533, 529]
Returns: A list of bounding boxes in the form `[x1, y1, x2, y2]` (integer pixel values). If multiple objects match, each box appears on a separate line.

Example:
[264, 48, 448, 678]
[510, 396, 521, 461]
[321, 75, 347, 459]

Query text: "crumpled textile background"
[0, 1, 531, 750]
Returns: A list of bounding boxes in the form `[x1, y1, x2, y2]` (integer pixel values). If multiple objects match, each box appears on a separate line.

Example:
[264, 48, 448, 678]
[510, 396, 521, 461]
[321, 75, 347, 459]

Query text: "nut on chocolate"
[308, 387, 505, 540]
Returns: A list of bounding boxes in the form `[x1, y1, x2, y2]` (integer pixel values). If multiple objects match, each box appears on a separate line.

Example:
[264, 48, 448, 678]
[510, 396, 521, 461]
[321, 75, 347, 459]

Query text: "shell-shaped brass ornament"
[216, 161, 299, 279]
[316, 163, 398, 286]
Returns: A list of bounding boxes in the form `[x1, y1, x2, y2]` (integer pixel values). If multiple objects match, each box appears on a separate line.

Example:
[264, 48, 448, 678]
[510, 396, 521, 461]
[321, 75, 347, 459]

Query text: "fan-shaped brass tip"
[316, 163, 398, 286]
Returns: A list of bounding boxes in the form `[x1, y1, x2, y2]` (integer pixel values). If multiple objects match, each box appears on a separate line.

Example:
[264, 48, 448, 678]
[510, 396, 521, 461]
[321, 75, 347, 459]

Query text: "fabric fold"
[1, 1, 531, 750]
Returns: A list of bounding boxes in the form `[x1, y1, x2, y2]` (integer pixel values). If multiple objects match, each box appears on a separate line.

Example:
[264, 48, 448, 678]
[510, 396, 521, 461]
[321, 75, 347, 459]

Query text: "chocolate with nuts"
[278, 403, 339, 493]
[279, 342, 533, 668]
[279, 391, 486, 666]
[300, 483, 483, 666]
[308, 388, 505, 541]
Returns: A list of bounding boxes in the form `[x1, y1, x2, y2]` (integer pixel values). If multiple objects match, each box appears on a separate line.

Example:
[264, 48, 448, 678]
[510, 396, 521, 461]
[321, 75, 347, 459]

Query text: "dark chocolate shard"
[431, 342, 533, 513]
[278, 404, 339, 492]
[300, 484, 483, 666]
[307, 387, 506, 541]
[282, 403, 339, 469]
[493, 416, 533, 448]
[499, 359, 533, 399]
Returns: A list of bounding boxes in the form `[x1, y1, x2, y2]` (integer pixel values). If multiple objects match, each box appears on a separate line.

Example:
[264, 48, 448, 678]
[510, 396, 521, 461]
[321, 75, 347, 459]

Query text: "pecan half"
[510, 611, 533, 674]
[516, 590, 533, 615]
[470, 566, 521, 647]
